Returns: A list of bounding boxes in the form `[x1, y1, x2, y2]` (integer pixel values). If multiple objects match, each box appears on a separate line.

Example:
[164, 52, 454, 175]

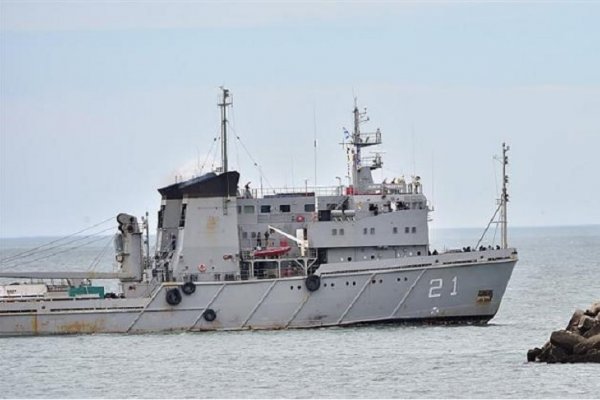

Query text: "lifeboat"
[252, 246, 291, 258]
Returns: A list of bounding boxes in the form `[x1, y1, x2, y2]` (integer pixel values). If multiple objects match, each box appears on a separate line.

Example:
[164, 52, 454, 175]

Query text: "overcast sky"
[1, 1, 599, 237]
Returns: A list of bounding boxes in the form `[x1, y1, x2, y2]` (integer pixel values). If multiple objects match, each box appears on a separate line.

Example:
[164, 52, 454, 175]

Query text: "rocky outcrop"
[527, 301, 600, 363]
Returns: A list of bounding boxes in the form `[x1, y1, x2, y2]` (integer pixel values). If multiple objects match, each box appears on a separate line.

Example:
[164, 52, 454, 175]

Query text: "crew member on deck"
[256, 232, 262, 249]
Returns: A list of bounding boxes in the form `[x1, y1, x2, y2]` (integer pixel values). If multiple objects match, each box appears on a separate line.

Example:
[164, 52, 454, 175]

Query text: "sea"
[0, 225, 598, 399]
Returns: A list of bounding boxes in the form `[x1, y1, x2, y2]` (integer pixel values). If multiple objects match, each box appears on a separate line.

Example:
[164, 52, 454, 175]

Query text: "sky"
[1, 1, 599, 237]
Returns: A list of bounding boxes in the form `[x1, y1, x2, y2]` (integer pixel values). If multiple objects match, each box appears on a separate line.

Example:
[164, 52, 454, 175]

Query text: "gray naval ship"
[0, 88, 518, 335]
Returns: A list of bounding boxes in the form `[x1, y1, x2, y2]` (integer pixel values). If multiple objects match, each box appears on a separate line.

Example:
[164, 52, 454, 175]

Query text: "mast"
[500, 142, 510, 249]
[348, 98, 381, 191]
[352, 100, 359, 188]
[218, 87, 233, 174]
[144, 211, 150, 268]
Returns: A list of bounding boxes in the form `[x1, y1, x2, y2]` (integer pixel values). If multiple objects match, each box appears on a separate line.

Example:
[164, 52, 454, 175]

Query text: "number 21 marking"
[428, 276, 458, 298]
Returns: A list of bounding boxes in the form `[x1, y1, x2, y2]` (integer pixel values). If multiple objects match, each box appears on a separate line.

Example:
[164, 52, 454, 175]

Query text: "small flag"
[343, 128, 350, 140]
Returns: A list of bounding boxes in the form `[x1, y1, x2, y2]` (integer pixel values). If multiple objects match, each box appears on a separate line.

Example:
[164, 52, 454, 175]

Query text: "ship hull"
[0, 258, 515, 336]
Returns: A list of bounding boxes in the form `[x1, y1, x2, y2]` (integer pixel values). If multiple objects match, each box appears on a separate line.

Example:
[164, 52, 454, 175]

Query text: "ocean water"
[0, 225, 598, 398]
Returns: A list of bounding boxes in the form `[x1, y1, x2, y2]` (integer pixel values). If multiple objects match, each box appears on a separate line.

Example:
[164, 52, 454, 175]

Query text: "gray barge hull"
[0, 257, 515, 336]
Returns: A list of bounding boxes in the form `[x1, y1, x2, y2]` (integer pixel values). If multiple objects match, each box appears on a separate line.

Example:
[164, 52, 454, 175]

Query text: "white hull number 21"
[428, 276, 458, 298]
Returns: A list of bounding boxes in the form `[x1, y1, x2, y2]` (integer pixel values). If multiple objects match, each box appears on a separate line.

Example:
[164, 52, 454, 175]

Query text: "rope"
[231, 128, 274, 191]
[0, 226, 116, 270]
[199, 136, 218, 175]
[475, 202, 502, 250]
[0, 217, 114, 263]
[87, 235, 114, 271]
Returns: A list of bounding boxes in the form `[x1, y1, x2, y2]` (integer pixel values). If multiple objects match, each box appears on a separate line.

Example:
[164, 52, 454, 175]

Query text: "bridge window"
[405, 227, 410, 234]
[363, 228, 368, 235]
[304, 204, 315, 212]
[339, 228, 345, 236]
[279, 204, 291, 213]
[370, 227, 375, 234]
[243, 205, 255, 214]
[157, 205, 165, 228]
[393, 227, 398, 234]
[179, 204, 187, 227]
[332, 228, 338, 236]
[412, 227, 417, 233]
[260, 205, 271, 213]
[242, 232, 248, 239]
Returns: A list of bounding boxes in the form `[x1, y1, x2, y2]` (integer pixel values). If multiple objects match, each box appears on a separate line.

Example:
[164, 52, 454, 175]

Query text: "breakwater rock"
[527, 301, 600, 363]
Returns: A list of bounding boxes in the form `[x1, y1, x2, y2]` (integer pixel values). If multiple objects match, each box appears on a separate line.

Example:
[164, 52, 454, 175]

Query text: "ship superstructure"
[0, 88, 518, 335]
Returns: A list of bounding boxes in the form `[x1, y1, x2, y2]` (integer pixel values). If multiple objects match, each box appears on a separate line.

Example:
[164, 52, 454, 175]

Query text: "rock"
[577, 315, 597, 334]
[585, 302, 600, 317]
[546, 345, 568, 363]
[527, 347, 542, 362]
[573, 335, 600, 355]
[536, 342, 552, 362]
[566, 309, 584, 332]
[583, 323, 600, 338]
[567, 350, 600, 363]
[528, 301, 600, 363]
[550, 330, 585, 354]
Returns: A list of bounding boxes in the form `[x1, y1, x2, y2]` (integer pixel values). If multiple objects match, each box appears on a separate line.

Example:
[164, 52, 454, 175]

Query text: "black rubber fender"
[305, 274, 321, 292]
[203, 308, 217, 322]
[182, 281, 196, 295]
[166, 288, 182, 306]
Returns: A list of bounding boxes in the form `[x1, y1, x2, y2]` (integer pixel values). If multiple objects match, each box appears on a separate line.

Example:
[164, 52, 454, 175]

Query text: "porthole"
[324, 283, 328, 287]
[404, 277, 408, 281]
[397, 277, 401, 282]
[379, 279, 383, 283]
[331, 283, 335, 287]
[352, 281, 356, 286]
[290, 286, 294, 290]
[417, 251, 421, 256]
[347, 257, 352, 262]
[346, 281, 349, 286]
[297, 285, 302, 289]
[371, 279, 376, 284]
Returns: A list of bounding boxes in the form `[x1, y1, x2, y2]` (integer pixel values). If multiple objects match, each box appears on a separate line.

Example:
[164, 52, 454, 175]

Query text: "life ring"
[182, 281, 196, 295]
[198, 264, 207, 273]
[165, 288, 182, 306]
[305, 274, 321, 292]
[203, 308, 217, 322]
[296, 215, 305, 223]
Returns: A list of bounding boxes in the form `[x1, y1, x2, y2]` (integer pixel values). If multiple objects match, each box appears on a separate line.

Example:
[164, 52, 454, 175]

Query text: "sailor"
[256, 232, 262, 249]
[264, 230, 270, 247]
